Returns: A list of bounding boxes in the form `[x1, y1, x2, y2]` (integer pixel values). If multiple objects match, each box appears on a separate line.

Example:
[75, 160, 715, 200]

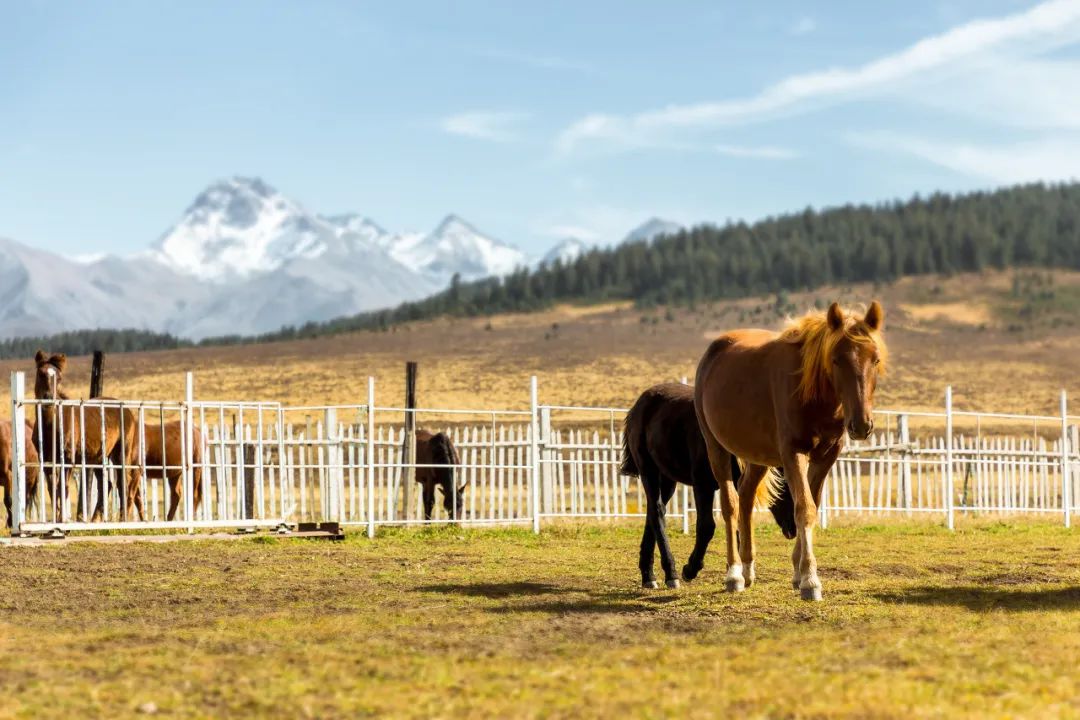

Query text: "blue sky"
[3, 0, 1080, 258]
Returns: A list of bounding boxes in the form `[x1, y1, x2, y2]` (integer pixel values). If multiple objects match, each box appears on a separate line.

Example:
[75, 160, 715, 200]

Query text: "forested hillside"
[7, 182, 1079, 358]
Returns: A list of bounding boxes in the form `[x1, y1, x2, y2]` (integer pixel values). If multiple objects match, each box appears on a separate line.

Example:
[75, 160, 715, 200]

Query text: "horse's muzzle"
[847, 419, 874, 441]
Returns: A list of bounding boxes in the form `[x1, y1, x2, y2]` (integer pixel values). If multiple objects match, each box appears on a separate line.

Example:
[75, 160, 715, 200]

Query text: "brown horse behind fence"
[1, 421, 40, 530]
[694, 302, 887, 601]
[140, 421, 206, 522]
[32, 351, 145, 523]
[413, 429, 466, 520]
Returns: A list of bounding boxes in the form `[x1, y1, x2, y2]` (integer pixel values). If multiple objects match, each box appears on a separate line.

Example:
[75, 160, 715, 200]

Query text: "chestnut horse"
[621, 382, 796, 589]
[694, 302, 886, 601]
[140, 421, 206, 522]
[413, 429, 466, 520]
[32, 351, 145, 522]
[1, 421, 41, 530]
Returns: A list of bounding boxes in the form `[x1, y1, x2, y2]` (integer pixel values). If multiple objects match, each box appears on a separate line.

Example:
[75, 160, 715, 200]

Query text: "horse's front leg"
[736, 464, 769, 588]
[781, 450, 820, 601]
[421, 482, 436, 521]
[791, 442, 843, 592]
[702, 436, 741, 592]
[682, 479, 716, 583]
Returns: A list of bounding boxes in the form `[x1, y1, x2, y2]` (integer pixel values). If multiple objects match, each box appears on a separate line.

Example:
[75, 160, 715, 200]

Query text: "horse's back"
[624, 382, 706, 483]
[695, 328, 796, 467]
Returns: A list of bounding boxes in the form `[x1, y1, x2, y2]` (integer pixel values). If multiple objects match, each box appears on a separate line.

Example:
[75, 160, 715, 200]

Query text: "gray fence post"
[325, 406, 341, 523]
[530, 376, 541, 534]
[1060, 390, 1070, 528]
[402, 362, 417, 523]
[10, 372, 26, 534]
[945, 385, 954, 531]
[366, 377, 376, 539]
[899, 414, 912, 516]
[540, 407, 553, 514]
[184, 372, 196, 533]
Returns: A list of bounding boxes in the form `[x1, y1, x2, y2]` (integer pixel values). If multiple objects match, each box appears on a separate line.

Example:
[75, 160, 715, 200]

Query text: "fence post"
[819, 482, 828, 530]
[899, 414, 912, 516]
[682, 485, 690, 534]
[89, 350, 105, 398]
[540, 407, 553, 514]
[367, 377, 376, 539]
[530, 376, 541, 534]
[1061, 390, 1070, 529]
[10, 372, 26, 534]
[945, 385, 954, 531]
[326, 406, 341, 523]
[402, 362, 417, 523]
[184, 372, 196, 533]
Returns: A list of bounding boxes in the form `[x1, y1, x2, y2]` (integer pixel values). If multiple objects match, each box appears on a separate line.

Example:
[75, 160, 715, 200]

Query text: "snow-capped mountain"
[623, 218, 683, 244]
[540, 238, 589, 266]
[0, 175, 686, 341]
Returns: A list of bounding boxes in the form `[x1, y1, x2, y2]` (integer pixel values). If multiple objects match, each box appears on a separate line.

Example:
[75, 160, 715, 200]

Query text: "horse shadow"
[416, 581, 679, 614]
[874, 585, 1080, 612]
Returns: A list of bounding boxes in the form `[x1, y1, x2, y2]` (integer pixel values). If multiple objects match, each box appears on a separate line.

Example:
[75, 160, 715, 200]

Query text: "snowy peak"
[397, 214, 526, 282]
[154, 176, 327, 281]
[623, 217, 683, 244]
[540, 237, 589, 266]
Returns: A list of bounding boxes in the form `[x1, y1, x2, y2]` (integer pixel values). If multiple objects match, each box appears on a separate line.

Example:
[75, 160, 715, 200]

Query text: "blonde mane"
[779, 307, 888, 403]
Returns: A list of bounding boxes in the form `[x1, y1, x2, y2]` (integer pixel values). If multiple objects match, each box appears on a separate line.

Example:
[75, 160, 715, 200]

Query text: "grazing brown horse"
[412, 429, 466, 520]
[1, 421, 41, 529]
[140, 421, 206, 522]
[32, 351, 145, 523]
[621, 382, 796, 589]
[694, 302, 886, 601]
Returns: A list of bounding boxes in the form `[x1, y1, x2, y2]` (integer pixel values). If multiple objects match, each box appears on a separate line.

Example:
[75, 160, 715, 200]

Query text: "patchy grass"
[2, 522, 1080, 718]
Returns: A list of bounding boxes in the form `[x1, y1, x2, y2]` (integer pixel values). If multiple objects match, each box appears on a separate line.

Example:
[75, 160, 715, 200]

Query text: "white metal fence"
[5, 372, 1079, 537]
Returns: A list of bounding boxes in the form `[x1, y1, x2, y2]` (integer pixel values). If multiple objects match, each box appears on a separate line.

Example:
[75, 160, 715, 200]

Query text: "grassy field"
[3, 270, 1079, 419]
[2, 521, 1079, 718]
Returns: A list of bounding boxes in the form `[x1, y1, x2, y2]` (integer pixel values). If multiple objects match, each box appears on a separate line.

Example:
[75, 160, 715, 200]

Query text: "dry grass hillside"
[3, 269, 1079, 417]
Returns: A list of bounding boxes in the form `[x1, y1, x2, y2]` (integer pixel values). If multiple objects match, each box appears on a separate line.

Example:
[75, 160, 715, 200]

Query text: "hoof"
[680, 565, 698, 583]
[724, 576, 745, 593]
[642, 579, 660, 590]
[800, 585, 823, 602]
[742, 561, 756, 588]
[665, 578, 680, 590]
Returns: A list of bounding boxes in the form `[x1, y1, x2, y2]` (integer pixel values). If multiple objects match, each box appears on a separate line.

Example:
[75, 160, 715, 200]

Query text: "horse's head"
[439, 476, 468, 520]
[825, 301, 886, 441]
[33, 350, 67, 401]
[767, 476, 797, 539]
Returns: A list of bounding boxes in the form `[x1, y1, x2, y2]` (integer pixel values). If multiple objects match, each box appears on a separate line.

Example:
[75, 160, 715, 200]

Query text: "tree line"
[5, 181, 1080, 358]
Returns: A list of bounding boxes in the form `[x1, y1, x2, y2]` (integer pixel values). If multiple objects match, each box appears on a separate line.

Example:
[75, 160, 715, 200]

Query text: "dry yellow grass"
[2, 270, 1078, 418]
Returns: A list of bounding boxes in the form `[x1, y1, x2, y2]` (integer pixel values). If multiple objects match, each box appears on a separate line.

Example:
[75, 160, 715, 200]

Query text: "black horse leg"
[648, 476, 679, 588]
[422, 482, 436, 521]
[639, 489, 658, 588]
[682, 482, 717, 582]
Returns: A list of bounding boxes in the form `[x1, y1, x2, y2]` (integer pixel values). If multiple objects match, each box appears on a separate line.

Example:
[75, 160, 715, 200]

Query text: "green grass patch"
[2, 522, 1079, 718]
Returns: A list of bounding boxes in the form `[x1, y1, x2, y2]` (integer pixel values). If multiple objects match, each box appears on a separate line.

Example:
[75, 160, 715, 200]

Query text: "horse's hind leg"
[638, 472, 659, 587]
[701, 434, 741, 592]
[422, 482, 436, 521]
[647, 476, 679, 588]
[736, 464, 769, 588]
[639, 516, 657, 589]
[682, 479, 716, 583]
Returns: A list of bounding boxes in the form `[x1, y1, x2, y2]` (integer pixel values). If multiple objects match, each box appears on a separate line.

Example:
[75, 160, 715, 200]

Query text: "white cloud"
[556, 0, 1080, 154]
[440, 111, 527, 142]
[470, 47, 594, 74]
[789, 17, 817, 36]
[715, 144, 799, 159]
[850, 131, 1080, 184]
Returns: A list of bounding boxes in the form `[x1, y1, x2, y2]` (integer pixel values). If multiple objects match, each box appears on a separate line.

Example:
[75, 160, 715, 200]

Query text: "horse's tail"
[755, 467, 786, 509]
[619, 393, 649, 478]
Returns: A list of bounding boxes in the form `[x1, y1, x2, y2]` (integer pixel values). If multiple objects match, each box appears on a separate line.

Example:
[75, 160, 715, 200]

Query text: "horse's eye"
[873, 357, 881, 366]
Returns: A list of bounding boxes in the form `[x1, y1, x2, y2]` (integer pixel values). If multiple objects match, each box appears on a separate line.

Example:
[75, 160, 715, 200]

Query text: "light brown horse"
[1, 421, 41, 530]
[140, 421, 206, 522]
[694, 302, 886, 601]
[32, 351, 145, 523]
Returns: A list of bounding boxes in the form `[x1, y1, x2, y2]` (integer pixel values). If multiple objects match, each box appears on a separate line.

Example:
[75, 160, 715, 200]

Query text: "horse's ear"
[50, 354, 67, 371]
[35, 350, 47, 367]
[864, 300, 884, 331]
[826, 303, 844, 331]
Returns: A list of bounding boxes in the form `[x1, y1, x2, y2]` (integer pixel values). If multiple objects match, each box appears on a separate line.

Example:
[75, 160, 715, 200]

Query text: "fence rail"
[5, 372, 1078, 537]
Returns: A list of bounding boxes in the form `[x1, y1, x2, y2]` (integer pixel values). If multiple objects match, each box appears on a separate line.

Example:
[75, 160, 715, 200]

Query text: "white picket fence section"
[6, 372, 1079, 536]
